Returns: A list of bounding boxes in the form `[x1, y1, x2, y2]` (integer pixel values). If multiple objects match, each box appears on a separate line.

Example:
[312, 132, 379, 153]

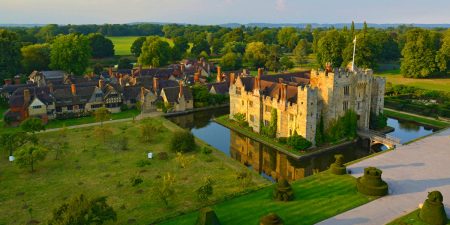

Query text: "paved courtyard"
[317, 128, 450, 225]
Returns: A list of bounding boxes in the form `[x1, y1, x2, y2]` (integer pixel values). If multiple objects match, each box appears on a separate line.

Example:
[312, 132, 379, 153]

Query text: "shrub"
[329, 154, 347, 175]
[200, 146, 213, 154]
[260, 213, 284, 225]
[196, 177, 214, 201]
[140, 121, 163, 143]
[175, 152, 194, 168]
[233, 113, 248, 127]
[130, 175, 143, 186]
[356, 167, 388, 196]
[170, 130, 196, 153]
[273, 177, 294, 201]
[157, 152, 169, 160]
[120, 104, 129, 111]
[419, 191, 448, 225]
[277, 137, 287, 144]
[287, 132, 312, 150]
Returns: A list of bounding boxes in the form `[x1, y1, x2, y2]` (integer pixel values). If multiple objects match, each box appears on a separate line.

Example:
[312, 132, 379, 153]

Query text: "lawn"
[0, 117, 269, 225]
[375, 69, 450, 92]
[384, 108, 450, 128]
[387, 209, 450, 225]
[161, 172, 376, 225]
[107, 36, 175, 56]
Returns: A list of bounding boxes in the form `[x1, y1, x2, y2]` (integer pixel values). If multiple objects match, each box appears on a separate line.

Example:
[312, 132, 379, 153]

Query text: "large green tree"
[21, 43, 51, 73]
[342, 33, 378, 69]
[436, 29, 450, 72]
[401, 28, 438, 78]
[244, 42, 268, 69]
[138, 37, 172, 67]
[130, 37, 146, 57]
[265, 45, 282, 72]
[50, 34, 92, 75]
[14, 145, 48, 172]
[172, 36, 189, 60]
[0, 29, 22, 80]
[277, 27, 299, 51]
[220, 52, 242, 71]
[293, 39, 310, 65]
[316, 30, 345, 68]
[87, 33, 114, 58]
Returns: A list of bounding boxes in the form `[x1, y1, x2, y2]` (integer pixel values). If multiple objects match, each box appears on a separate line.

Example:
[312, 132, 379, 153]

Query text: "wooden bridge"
[357, 129, 401, 149]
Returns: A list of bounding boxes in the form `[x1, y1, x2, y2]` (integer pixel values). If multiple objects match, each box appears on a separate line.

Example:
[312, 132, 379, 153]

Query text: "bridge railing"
[357, 129, 401, 145]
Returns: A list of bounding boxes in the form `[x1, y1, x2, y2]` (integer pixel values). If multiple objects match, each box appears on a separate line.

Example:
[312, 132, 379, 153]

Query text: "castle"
[229, 66, 385, 146]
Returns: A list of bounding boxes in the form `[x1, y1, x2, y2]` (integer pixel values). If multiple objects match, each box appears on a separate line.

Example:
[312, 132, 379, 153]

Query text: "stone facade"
[229, 67, 385, 146]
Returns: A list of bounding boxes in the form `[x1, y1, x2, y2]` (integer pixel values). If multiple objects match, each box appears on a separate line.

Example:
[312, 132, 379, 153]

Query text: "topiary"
[195, 207, 221, 225]
[356, 167, 388, 196]
[273, 178, 294, 201]
[419, 191, 448, 225]
[259, 213, 284, 225]
[329, 154, 347, 175]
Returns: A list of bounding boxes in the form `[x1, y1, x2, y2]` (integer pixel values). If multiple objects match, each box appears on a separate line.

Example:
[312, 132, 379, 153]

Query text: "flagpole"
[352, 36, 357, 71]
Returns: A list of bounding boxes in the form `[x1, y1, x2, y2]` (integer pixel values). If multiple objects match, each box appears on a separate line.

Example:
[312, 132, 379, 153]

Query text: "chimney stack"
[178, 80, 184, 98]
[153, 77, 159, 94]
[254, 76, 260, 90]
[98, 80, 103, 89]
[108, 67, 113, 77]
[194, 72, 200, 83]
[257, 68, 263, 79]
[138, 64, 142, 76]
[278, 78, 283, 84]
[119, 74, 123, 87]
[181, 64, 185, 73]
[71, 84, 76, 95]
[23, 89, 30, 104]
[4, 79, 12, 85]
[325, 62, 332, 73]
[282, 84, 287, 102]
[14, 76, 21, 85]
[230, 73, 235, 86]
[216, 66, 221, 82]
[140, 87, 146, 99]
[48, 83, 54, 93]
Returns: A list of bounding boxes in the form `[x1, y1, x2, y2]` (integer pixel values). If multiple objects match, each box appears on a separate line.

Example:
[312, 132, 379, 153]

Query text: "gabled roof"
[162, 86, 193, 103]
[208, 82, 229, 95]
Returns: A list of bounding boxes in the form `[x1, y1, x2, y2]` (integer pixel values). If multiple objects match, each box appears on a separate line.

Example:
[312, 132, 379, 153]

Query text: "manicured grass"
[161, 172, 376, 225]
[384, 108, 450, 128]
[107, 36, 174, 56]
[375, 69, 450, 92]
[0, 117, 269, 225]
[387, 209, 450, 225]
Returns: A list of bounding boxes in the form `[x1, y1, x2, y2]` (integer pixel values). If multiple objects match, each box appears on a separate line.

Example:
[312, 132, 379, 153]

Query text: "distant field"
[107, 36, 174, 56]
[375, 69, 450, 92]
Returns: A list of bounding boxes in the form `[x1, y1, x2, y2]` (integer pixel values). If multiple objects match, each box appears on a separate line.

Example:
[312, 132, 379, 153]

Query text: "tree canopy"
[244, 42, 268, 69]
[401, 28, 438, 78]
[138, 36, 172, 67]
[21, 43, 51, 73]
[87, 33, 114, 58]
[0, 29, 22, 80]
[50, 34, 91, 75]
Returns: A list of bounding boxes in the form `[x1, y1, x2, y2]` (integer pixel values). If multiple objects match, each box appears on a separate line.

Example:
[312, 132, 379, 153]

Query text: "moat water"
[167, 108, 437, 182]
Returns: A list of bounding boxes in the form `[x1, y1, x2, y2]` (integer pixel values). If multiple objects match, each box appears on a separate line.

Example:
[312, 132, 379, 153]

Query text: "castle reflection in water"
[168, 108, 379, 182]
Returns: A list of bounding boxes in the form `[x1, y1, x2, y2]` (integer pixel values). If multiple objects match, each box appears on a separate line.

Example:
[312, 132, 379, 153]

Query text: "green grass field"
[161, 172, 376, 225]
[387, 209, 450, 225]
[107, 36, 174, 56]
[0, 117, 269, 225]
[375, 69, 450, 92]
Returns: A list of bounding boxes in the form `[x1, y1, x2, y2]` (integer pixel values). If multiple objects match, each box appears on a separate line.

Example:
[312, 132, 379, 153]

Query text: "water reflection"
[168, 109, 437, 182]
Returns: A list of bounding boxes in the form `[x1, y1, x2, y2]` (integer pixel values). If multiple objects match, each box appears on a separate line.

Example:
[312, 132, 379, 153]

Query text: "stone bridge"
[357, 129, 401, 149]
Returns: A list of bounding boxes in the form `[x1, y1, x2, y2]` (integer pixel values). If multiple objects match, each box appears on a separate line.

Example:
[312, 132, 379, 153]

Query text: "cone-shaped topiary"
[356, 167, 388, 196]
[260, 213, 284, 225]
[195, 207, 221, 225]
[419, 191, 448, 225]
[273, 177, 294, 201]
[329, 154, 347, 175]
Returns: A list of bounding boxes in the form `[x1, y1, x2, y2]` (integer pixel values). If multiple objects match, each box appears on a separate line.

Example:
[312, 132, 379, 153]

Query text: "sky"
[1, 0, 450, 25]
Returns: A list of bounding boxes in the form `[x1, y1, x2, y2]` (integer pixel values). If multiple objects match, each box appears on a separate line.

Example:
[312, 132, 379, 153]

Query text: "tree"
[316, 30, 345, 68]
[293, 39, 310, 65]
[14, 145, 48, 172]
[0, 29, 21, 80]
[172, 36, 189, 60]
[220, 52, 242, 71]
[92, 63, 104, 75]
[48, 194, 117, 225]
[50, 34, 91, 75]
[153, 173, 176, 208]
[287, 131, 312, 150]
[21, 117, 45, 133]
[401, 29, 437, 78]
[117, 57, 133, 70]
[280, 56, 294, 71]
[0, 131, 30, 158]
[277, 27, 299, 51]
[265, 45, 282, 72]
[196, 177, 214, 201]
[94, 126, 112, 144]
[140, 121, 162, 143]
[436, 29, 450, 72]
[244, 42, 267, 69]
[138, 37, 172, 67]
[191, 39, 211, 57]
[45, 126, 69, 160]
[21, 43, 51, 73]
[94, 107, 110, 126]
[221, 41, 246, 55]
[342, 33, 378, 69]
[170, 130, 196, 153]
[130, 37, 146, 57]
[87, 33, 114, 58]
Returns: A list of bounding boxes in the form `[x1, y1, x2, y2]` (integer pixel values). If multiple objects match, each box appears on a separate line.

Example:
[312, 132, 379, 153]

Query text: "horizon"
[2, 0, 450, 25]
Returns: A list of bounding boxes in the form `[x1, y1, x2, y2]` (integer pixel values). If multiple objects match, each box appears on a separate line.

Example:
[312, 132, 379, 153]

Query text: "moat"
[168, 108, 438, 182]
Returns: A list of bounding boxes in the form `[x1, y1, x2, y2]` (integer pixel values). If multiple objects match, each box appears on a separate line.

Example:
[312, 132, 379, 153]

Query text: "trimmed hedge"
[329, 154, 347, 175]
[356, 167, 388, 196]
[260, 213, 284, 225]
[273, 178, 294, 201]
[195, 207, 221, 225]
[419, 191, 448, 225]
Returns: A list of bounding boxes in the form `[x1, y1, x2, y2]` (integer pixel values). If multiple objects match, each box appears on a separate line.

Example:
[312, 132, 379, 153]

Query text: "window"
[344, 85, 350, 96]
[236, 87, 241, 95]
[343, 101, 349, 111]
[265, 105, 272, 112]
[250, 115, 255, 122]
[249, 101, 253, 107]
[56, 107, 62, 113]
[264, 120, 269, 126]
[357, 102, 360, 110]
[289, 114, 294, 121]
[241, 100, 244, 106]
[32, 105, 42, 109]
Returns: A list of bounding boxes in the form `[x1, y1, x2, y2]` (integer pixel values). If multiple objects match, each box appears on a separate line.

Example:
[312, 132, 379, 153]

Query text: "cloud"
[276, 0, 286, 11]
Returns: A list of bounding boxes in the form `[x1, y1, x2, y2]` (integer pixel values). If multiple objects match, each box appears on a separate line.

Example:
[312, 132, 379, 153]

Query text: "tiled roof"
[162, 86, 193, 103]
